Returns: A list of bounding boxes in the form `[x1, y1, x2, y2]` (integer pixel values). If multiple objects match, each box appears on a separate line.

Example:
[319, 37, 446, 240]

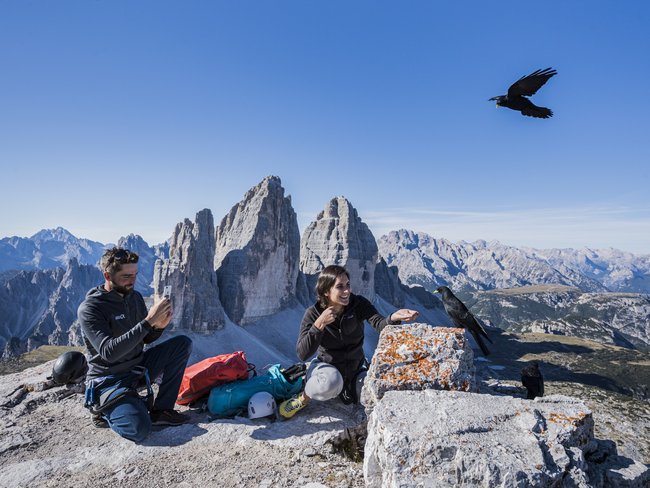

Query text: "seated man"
[79, 247, 192, 442]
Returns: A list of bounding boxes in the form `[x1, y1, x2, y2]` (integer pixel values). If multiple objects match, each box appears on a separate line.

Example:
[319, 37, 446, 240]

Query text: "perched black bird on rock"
[521, 362, 544, 399]
[434, 286, 493, 356]
[489, 67, 557, 118]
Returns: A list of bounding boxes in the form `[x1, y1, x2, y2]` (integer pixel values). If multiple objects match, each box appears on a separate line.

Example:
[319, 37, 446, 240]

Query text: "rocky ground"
[1, 330, 649, 487]
[1, 360, 365, 488]
[475, 330, 650, 464]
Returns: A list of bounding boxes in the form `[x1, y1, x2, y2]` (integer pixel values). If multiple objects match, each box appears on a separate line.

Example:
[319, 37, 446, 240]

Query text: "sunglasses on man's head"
[108, 249, 138, 264]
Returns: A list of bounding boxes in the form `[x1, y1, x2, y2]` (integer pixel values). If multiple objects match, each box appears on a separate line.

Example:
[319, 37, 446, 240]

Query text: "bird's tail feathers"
[475, 335, 490, 356]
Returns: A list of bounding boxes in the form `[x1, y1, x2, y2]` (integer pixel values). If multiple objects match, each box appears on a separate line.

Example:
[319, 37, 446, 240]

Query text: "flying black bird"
[434, 286, 493, 356]
[521, 362, 544, 399]
[489, 67, 557, 118]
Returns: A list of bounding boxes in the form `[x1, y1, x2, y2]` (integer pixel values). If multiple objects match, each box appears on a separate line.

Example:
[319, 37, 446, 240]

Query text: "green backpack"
[207, 364, 303, 417]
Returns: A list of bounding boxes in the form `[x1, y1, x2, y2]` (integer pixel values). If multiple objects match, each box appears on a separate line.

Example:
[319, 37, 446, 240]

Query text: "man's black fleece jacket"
[78, 286, 162, 379]
[296, 293, 400, 383]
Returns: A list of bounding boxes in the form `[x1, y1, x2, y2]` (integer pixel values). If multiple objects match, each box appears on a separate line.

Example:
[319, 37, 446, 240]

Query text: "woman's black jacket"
[296, 293, 400, 384]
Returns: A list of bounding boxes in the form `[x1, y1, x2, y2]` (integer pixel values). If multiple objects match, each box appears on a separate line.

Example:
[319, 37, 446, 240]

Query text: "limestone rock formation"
[364, 390, 649, 487]
[214, 176, 305, 324]
[300, 196, 378, 301]
[374, 257, 444, 312]
[362, 322, 649, 487]
[373, 258, 405, 308]
[361, 324, 476, 414]
[153, 209, 226, 333]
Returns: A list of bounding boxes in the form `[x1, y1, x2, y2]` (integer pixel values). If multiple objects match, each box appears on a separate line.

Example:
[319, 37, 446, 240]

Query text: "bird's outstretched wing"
[507, 67, 557, 98]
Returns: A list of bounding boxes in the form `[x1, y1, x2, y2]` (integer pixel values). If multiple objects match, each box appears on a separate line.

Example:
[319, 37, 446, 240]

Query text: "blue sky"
[1, 1, 649, 254]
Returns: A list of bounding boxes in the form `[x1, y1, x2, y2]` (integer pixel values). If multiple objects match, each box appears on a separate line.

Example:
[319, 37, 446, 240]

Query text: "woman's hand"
[314, 306, 338, 330]
[391, 309, 419, 322]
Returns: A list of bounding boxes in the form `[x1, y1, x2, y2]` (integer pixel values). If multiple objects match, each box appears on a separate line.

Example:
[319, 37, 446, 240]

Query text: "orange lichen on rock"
[373, 326, 473, 392]
[548, 411, 590, 427]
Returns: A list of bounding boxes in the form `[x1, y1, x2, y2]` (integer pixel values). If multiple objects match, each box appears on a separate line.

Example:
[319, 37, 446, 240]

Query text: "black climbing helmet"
[51, 351, 88, 385]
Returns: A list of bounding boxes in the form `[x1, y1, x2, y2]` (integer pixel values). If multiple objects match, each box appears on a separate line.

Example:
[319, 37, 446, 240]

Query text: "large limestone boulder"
[364, 390, 649, 488]
[361, 324, 476, 414]
[300, 196, 377, 301]
[153, 209, 226, 333]
[214, 176, 304, 324]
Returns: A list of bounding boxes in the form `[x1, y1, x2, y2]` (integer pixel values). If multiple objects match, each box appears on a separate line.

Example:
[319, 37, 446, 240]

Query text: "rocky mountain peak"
[214, 177, 304, 324]
[153, 209, 225, 333]
[30, 227, 76, 243]
[0, 227, 106, 273]
[300, 196, 378, 301]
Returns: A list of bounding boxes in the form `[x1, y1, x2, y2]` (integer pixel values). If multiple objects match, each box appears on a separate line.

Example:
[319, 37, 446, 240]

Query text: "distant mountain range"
[378, 229, 650, 294]
[1, 178, 649, 359]
[0, 227, 107, 272]
[459, 285, 650, 351]
[0, 228, 167, 296]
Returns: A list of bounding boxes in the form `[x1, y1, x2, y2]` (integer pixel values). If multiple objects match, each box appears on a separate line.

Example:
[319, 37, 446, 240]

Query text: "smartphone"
[162, 285, 172, 300]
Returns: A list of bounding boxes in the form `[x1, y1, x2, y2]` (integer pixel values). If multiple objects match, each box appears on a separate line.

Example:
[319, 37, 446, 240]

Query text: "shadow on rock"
[143, 422, 209, 446]
[249, 400, 365, 442]
[585, 438, 650, 486]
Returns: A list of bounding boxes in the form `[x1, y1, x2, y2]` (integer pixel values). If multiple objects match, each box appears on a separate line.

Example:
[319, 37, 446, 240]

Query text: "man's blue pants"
[98, 335, 192, 442]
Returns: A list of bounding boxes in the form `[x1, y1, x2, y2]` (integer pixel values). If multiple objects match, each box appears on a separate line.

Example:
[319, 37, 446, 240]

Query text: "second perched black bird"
[489, 67, 557, 118]
[434, 286, 493, 356]
[521, 362, 544, 399]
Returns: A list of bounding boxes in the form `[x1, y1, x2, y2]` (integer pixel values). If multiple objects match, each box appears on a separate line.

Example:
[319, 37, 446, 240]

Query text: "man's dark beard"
[111, 283, 134, 295]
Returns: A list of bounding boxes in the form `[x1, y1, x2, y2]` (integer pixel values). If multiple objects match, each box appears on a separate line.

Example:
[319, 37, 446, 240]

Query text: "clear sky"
[1, 1, 649, 254]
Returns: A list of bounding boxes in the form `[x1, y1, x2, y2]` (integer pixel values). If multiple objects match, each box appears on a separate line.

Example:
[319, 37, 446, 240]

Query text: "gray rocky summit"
[214, 176, 305, 324]
[300, 196, 378, 301]
[153, 209, 226, 333]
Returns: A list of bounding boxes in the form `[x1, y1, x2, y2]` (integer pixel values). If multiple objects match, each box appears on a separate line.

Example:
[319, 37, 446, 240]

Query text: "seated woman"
[279, 264, 419, 418]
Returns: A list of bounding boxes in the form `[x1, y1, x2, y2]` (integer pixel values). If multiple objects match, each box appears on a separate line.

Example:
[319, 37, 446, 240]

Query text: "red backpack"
[176, 351, 254, 405]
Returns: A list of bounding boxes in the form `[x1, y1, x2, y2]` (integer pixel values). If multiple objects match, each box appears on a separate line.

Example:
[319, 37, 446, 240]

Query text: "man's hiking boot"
[279, 395, 306, 419]
[150, 409, 189, 426]
[92, 413, 109, 428]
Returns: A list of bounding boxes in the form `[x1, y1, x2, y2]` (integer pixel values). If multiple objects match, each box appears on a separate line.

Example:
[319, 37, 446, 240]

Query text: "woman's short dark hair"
[316, 265, 350, 308]
[100, 247, 139, 275]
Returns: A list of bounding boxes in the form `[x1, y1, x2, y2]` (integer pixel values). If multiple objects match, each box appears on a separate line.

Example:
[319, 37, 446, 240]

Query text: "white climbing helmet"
[248, 391, 277, 419]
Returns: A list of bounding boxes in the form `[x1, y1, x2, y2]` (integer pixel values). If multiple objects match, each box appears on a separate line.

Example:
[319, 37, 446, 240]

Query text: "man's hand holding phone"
[147, 286, 173, 330]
